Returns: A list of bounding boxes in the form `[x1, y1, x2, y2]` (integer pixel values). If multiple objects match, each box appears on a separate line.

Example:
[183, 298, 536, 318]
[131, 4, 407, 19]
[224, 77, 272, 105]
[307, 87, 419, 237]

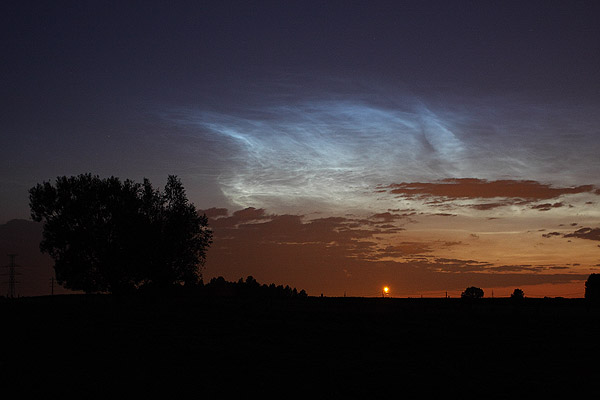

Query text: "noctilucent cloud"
[161, 82, 600, 215]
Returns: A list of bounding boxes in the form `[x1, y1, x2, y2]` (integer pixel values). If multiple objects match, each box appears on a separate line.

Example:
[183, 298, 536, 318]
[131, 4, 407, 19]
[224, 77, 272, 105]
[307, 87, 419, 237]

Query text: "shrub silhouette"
[29, 174, 212, 294]
[511, 288, 525, 299]
[585, 273, 600, 302]
[461, 286, 484, 299]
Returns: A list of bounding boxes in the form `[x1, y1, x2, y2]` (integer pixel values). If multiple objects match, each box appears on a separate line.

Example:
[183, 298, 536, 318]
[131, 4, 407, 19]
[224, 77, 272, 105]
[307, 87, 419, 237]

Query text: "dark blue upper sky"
[2, 0, 600, 221]
[6, 1, 598, 96]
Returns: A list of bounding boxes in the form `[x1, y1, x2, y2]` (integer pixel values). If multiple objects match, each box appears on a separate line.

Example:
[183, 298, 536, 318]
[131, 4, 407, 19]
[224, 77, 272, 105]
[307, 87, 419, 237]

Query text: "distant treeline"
[199, 276, 308, 299]
[0, 275, 307, 300]
[132, 275, 308, 299]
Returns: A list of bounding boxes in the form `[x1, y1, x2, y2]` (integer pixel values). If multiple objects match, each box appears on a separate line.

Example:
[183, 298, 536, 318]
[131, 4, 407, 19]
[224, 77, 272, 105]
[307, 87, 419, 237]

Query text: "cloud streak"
[564, 227, 600, 242]
[378, 178, 598, 215]
[382, 179, 594, 201]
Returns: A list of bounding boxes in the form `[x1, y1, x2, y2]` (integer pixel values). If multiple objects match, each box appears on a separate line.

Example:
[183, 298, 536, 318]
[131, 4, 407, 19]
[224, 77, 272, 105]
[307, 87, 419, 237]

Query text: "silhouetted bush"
[585, 274, 600, 302]
[461, 286, 484, 299]
[511, 288, 525, 300]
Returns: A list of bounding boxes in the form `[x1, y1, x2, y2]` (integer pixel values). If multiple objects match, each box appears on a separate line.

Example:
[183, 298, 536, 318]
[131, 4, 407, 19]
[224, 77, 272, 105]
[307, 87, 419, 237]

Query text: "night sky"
[2, 1, 600, 297]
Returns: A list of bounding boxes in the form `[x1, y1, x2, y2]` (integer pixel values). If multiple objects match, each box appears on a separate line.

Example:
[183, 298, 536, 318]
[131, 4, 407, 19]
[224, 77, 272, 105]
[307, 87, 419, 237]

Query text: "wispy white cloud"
[160, 80, 600, 214]
[163, 99, 465, 211]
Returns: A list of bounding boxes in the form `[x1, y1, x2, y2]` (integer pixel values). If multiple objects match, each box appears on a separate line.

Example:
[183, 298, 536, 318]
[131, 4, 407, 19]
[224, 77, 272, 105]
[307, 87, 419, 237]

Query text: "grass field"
[1, 294, 599, 397]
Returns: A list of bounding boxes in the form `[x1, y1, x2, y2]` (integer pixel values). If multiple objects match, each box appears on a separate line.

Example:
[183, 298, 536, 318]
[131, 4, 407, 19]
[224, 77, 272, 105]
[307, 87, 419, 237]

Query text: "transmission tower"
[2, 254, 21, 298]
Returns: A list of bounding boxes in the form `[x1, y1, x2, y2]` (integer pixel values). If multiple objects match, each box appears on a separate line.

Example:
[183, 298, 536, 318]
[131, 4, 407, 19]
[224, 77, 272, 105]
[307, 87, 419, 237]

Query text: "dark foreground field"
[1, 294, 599, 397]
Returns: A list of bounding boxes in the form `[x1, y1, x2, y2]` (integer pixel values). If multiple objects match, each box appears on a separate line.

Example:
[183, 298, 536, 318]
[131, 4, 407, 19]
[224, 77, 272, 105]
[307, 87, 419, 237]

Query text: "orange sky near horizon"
[198, 179, 600, 299]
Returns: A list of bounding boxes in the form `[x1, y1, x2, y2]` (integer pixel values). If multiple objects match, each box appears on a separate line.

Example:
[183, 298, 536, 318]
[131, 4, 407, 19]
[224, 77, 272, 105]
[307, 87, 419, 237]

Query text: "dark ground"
[1, 294, 599, 397]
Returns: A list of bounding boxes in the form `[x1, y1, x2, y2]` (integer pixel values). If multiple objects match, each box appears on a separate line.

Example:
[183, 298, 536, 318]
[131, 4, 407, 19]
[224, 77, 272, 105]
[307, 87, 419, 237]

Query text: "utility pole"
[2, 254, 21, 298]
[50, 276, 54, 296]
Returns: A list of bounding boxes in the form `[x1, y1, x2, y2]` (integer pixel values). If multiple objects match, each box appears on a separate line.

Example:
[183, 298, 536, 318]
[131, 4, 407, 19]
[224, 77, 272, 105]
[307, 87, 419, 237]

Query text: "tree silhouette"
[461, 286, 484, 299]
[203, 276, 308, 298]
[29, 174, 212, 294]
[585, 274, 600, 302]
[511, 288, 525, 299]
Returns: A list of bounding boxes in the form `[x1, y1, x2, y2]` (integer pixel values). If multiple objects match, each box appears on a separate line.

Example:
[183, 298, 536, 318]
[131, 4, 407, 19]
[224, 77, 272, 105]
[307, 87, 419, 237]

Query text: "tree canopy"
[29, 174, 212, 294]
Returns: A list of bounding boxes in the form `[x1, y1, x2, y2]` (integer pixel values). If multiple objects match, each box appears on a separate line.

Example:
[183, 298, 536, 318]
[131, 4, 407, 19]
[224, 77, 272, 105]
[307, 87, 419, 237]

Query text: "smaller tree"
[585, 274, 600, 302]
[461, 286, 484, 299]
[511, 288, 525, 300]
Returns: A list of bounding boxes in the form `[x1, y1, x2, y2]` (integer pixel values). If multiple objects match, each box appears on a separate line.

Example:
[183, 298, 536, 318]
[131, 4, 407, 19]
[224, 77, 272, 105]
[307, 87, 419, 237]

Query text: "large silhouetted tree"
[29, 174, 212, 294]
[585, 274, 600, 302]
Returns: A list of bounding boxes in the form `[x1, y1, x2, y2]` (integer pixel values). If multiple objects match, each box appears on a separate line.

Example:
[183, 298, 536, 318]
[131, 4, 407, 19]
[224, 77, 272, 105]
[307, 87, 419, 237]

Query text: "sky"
[2, 0, 600, 297]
